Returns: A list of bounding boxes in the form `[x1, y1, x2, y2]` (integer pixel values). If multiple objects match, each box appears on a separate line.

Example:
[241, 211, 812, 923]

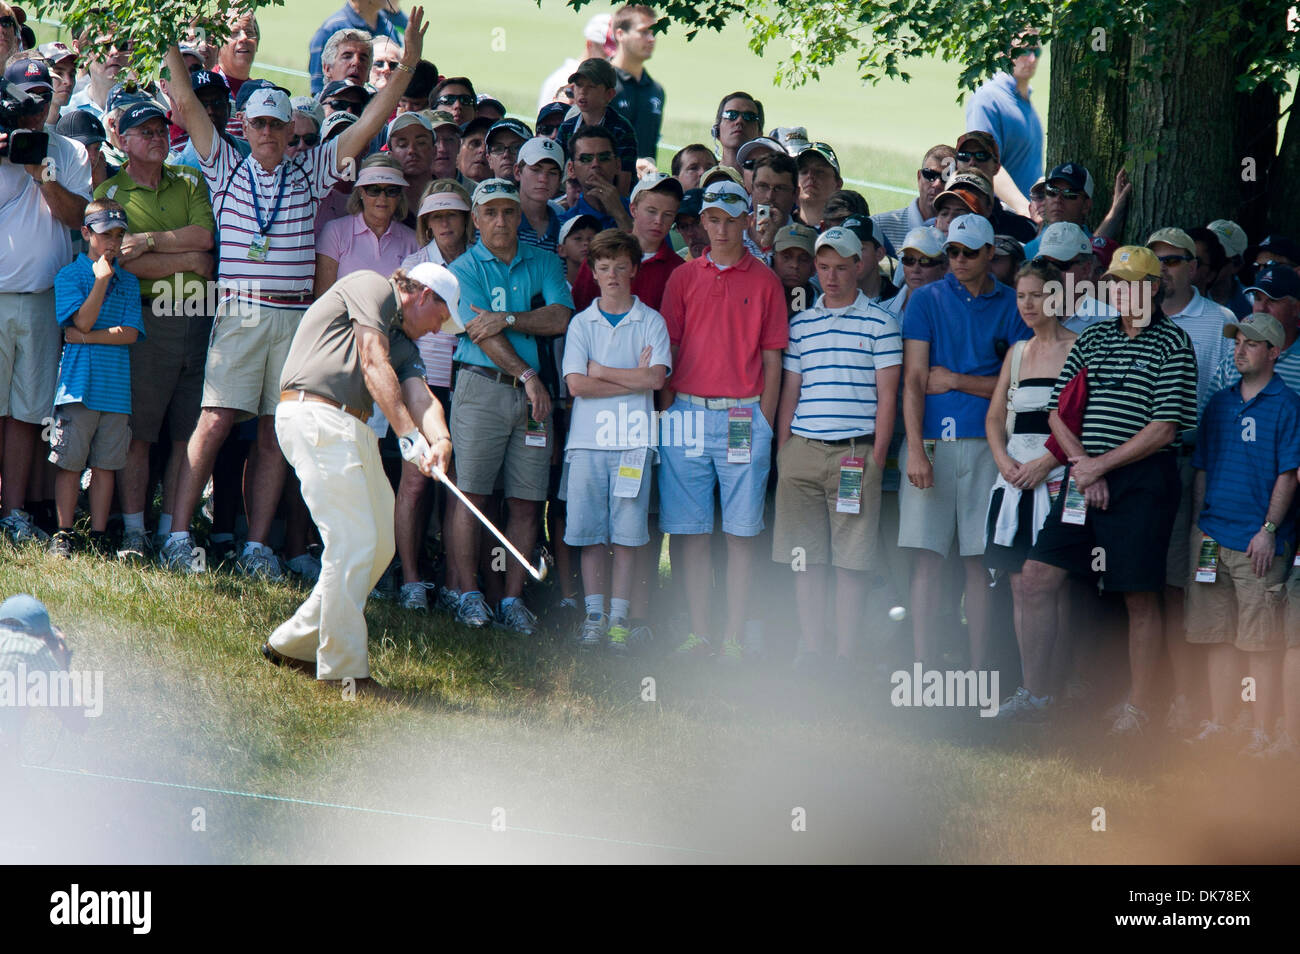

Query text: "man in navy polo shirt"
[900, 213, 1030, 670]
[559, 125, 633, 232]
[1185, 313, 1300, 754]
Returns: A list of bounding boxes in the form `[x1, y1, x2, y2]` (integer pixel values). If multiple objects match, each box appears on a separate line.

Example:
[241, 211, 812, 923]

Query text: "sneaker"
[1102, 696, 1130, 723]
[1185, 720, 1228, 746]
[625, 623, 655, 653]
[578, 613, 608, 649]
[159, 534, 204, 573]
[284, 552, 322, 584]
[398, 582, 431, 611]
[48, 530, 76, 559]
[1109, 703, 1150, 736]
[995, 686, 1053, 722]
[497, 598, 539, 636]
[1239, 727, 1271, 757]
[116, 527, 151, 563]
[436, 586, 461, 614]
[718, 638, 743, 665]
[1, 509, 50, 546]
[606, 622, 631, 655]
[1256, 729, 1300, 761]
[455, 591, 492, 629]
[1165, 694, 1196, 733]
[672, 633, 712, 659]
[236, 544, 283, 581]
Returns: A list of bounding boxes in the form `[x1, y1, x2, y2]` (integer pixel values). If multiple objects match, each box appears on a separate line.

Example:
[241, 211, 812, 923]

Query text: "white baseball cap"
[245, 88, 292, 124]
[1037, 222, 1092, 262]
[407, 262, 463, 334]
[700, 180, 750, 218]
[559, 213, 601, 245]
[630, 171, 684, 204]
[1207, 219, 1248, 259]
[517, 136, 565, 169]
[900, 225, 946, 258]
[814, 227, 863, 259]
[471, 178, 520, 208]
[387, 111, 433, 139]
[290, 96, 324, 130]
[945, 213, 995, 250]
[583, 13, 612, 44]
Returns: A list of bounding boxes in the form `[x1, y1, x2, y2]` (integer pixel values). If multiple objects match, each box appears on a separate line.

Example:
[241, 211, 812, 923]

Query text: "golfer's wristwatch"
[504, 314, 516, 328]
[1263, 521, 1278, 534]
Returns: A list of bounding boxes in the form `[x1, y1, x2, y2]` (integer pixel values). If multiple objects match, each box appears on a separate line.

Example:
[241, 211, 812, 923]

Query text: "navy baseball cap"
[677, 188, 704, 219]
[487, 118, 531, 144]
[476, 93, 506, 115]
[1249, 234, 1300, 265]
[191, 69, 230, 96]
[319, 79, 371, 104]
[105, 79, 152, 114]
[55, 109, 107, 146]
[840, 215, 882, 248]
[3, 58, 52, 93]
[118, 101, 168, 135]
[536, 102, 567, 128]
[1247, 266, 1300, 301]
[235, 78, 278, 113]
[1046, 162, 1095, 198]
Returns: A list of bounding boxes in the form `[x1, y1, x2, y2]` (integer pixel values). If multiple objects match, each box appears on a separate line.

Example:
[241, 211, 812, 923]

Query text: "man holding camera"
[0, 59, 93, 544]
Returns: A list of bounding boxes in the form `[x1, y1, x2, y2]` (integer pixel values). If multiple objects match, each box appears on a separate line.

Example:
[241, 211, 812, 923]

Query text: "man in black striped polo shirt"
[1012, 246, 1198, 735]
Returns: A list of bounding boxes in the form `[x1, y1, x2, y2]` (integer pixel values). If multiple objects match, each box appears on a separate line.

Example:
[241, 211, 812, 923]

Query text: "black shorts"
[1029, 452, 1180, 593]
[985, 487, 1036, 574]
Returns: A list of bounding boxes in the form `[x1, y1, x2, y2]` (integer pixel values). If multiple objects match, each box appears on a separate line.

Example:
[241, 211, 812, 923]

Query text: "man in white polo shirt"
[774, 227, 901, 670]
[156, 8, 428, 578]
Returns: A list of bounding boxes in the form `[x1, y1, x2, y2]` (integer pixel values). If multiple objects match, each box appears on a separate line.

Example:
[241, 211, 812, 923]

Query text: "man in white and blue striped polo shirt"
[772, 227, 902, 667]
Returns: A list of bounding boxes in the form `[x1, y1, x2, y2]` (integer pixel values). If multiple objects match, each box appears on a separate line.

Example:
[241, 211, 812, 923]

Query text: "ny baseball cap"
[1038, 222, 1093, 261]
[1046, 162, 1094, 198]
[191, 69, 229, 96]
[407, 262, 463, 334]
[735, 136, 783, 166]
[1147, 227, 1197, 258]
[471, 177, 520, 208]
[1223, 313, 1285, 349]
[517, 136, 565, 169]
[559, 213, 602, 244]
[700, 181, 750, 218]
[1104, 246, 1162, 282]
[901, 226, 946, 258]
[84, 207, 128, 233]
[0, 594, 55, 640]
[291, 96, 325, 130]
[3, 58, 51, 92]
[815, 226, 863, 259]
[773, 223, 817, 257]
[569, 57, 617, 88]
[945, 213, 995, 250]
[245, 87, 292, 123]
[1207, 219, 1248, 259]
[486, 118, 532, 145]
[117, 101, 167, 135]
[1246, 266, 1300, 301]
[54, 109, 106, 146]
[956, 130, 999, 161]
[387, 110, 433, 139]
[630, 172, 684, 204]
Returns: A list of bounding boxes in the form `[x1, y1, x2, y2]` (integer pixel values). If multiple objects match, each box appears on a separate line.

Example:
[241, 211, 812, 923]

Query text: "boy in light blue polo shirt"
[49, 200, 145, 557]
[562, 229, 671, 653]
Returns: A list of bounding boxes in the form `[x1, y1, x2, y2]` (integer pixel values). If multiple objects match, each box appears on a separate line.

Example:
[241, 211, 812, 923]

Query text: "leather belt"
[803, 434, 873, 447]
[280, 389, 366, 422]
[454, 362, 520, 388]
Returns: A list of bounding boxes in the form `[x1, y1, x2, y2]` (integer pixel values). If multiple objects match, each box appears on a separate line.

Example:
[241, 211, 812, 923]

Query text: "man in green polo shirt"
[93, 101, 216, 561]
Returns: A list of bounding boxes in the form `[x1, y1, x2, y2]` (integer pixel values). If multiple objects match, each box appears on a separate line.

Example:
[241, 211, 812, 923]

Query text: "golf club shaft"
[431, 465, 545, 582]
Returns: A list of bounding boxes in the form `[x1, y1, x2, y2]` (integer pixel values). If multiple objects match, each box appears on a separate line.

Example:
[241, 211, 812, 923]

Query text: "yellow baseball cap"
[1103, 246, 1161, 282]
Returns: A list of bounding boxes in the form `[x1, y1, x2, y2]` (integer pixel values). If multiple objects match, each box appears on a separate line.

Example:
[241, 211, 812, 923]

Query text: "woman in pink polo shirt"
[314, 154, 419, 293]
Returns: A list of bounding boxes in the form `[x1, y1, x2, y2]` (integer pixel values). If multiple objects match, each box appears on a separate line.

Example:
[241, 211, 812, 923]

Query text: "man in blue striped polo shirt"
[1185, 312, 1300, 755]
[1208, 267, 1300, 394]
[773, 227, 902, 668]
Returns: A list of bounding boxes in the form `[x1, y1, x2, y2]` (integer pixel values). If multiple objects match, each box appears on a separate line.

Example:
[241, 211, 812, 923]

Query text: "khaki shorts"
[132, 305, 212, 443]
[1165, 455, 1196, 588]
[449, 368, 550, 500]
[47, 402, 130, 471]
[0, 289, 60, 424]
[772, 435, 882, 571]
[897, 437, 998, 558]
[201, 300, 299, 420]
[1185, 540, 1288, 651]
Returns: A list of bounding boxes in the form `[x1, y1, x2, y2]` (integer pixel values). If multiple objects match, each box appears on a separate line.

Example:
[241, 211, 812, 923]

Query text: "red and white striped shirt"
[200, 136, 345, 308]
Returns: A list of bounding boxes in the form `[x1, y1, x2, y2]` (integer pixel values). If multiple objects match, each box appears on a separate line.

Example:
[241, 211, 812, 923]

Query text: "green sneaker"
[718, 638, 743, 665]
[672, 633, 711, 658]
[607, 623, 631, 655]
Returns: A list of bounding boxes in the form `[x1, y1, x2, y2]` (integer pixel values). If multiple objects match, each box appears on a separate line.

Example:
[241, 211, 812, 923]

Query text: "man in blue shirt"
[558, 125, 633, 232]
[446, 179, 573, 634]
[900, 213, 1030, 670]
[965, 32, 1044, 217]
[1186, 313, 1300, 755]
[308, 0, 406, 96]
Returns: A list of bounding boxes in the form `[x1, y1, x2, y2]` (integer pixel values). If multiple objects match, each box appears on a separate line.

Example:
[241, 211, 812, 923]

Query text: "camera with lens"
[0, 78, 50, 166]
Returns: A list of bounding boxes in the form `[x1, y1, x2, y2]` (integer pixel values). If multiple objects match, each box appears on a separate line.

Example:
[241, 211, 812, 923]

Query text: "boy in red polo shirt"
[657, 180, 788, 662]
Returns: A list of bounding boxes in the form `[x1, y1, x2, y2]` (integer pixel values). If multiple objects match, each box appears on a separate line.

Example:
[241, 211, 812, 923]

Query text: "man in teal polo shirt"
[446, 177, 573, 633]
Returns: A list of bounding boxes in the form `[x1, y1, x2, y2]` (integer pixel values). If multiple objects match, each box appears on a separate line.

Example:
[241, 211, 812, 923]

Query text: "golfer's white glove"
[398, 429, 432, 466]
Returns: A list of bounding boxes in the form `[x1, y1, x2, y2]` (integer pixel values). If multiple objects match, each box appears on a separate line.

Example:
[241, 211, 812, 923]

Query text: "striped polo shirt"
[1050, 313, 1198, 456]
[200, 137, 344, 307]
[785, 292, 903, 439]
[1210, 338, 1300, 396]
[53, 255, 145, 414]
[1165, 288, 1234, 416]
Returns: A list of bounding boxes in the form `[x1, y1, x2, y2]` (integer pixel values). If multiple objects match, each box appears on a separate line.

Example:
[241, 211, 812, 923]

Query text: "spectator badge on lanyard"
[613, 447, 648, 498]
[728, 407, 753, 463]
[1195, 536, 1219, 583]
[1061, 476, 1087, 525]
[836, 457, 865, 514]
[247, 160, 286, 261]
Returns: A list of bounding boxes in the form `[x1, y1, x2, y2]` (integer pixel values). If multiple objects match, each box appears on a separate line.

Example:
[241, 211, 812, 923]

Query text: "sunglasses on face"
[957, 150, 993, 163]
[362, 185, 403, 197]
[575, 151, 615, 164]
[289, 133, 321, 148]
[477, 181, 518, 197]
[946, 246, 983, 260]
[1156, 254, 1194, 266]
[326, 100, 365, 116]
[435, 94, 476, 107]
[702, 190, 747, 205]
[1044, 184, 1083, 200]
[1013, 46, 1042, 58]
[0, 16, 16, 30]
[901, 255, 944, 267]
[919, 168, 944, 182]
[248, 117, 288, 131]
[721, 109, 759, 123]
[374, 60, 401, 70]
[1033, 255, 1085, 269]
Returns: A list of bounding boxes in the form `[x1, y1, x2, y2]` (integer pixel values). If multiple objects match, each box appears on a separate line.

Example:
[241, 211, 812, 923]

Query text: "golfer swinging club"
[262, 265, 460, 697]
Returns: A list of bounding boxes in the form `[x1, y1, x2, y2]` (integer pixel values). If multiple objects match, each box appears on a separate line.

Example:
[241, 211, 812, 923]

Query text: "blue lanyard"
[247, 159, 287, 235]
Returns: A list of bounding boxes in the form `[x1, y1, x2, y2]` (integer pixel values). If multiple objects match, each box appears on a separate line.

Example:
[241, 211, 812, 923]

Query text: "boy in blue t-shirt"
[48, 200, 145, 556]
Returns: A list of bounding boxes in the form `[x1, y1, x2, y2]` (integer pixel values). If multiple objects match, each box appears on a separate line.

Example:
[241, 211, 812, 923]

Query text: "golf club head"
[534, 558, 549, 582]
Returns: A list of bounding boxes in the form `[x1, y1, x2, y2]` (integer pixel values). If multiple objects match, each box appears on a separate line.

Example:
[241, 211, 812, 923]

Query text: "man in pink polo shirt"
[657, 180, 788, 662]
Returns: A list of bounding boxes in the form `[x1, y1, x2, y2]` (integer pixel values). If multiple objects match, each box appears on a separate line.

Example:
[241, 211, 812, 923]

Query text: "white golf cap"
[945, 213, 995, 250]
[583, 13, 612, 44]
[900, 225, 946, 258]
[630, 172, 684, 204]
[700, 180, 750, 217]
[1037, 222, 1092, 261]
[815, 227, 863, 258]
[290, 96, 324, 129]
[387, 110, 433, 139]
[471, 178, 520, 207]
[735, 136, 783, 166]
[1207, 219, 1248, 259]
[244, 88, 292, 123]
[407, 262, 464, 334]
[559, 214, 602, 245]
[517, 136, 565, 169]
[418, 192, 471, 217]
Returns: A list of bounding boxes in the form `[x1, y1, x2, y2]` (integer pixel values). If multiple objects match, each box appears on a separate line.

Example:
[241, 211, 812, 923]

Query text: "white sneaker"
[1256, 730, 1300, 761]
[159, 534, 204, 573]
[1185, 720, 1228, 745]
[0, 508, 49, 545]
[285, 552, 322, 584]
[1109, 704, 1150, 736]
[577, 613, 608, 650]
[399, 582, 431, 611]
[236, 544, 283, 581]
[995, 686, 1053, 722]
[1165, 694, 1196, 733]
[1239, 728, 1271, 757]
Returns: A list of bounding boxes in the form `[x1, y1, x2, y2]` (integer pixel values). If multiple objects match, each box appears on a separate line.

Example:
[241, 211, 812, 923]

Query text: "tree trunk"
[1274, 107, 1300, 235]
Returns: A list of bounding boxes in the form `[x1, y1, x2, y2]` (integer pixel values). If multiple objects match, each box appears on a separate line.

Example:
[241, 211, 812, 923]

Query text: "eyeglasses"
[248, 117, 288, 131]
[1044, 184, 1083, 200]
[702, 190, 747, 205]
[1156, 254, 1194, 266]
[325, 100, 365, 116]
[575, 150, 615, 164]
[919, 168, 944, 182]
[488, 142, 521, 157]
[374, 60, 401, 70]
[0, 16, 17, 30]
[435, 94, 476, 107]
[289, 133, 321, 148]
[957, 150, 993, 163]
[721, 109, 760, 123]
[362, 185, 404, 197]
[1013, 46, 1042, 58]
[901, 255, 944, 267]
[946, 246, 983, 260]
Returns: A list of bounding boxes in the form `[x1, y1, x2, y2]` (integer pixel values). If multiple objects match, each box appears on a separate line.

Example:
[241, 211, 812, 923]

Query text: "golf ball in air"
[889, 606, 907, 622]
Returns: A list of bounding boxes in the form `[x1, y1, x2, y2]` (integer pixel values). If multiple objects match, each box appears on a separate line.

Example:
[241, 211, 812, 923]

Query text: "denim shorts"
[657, 397, 772, 537]
[562, 448, 652, 547]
